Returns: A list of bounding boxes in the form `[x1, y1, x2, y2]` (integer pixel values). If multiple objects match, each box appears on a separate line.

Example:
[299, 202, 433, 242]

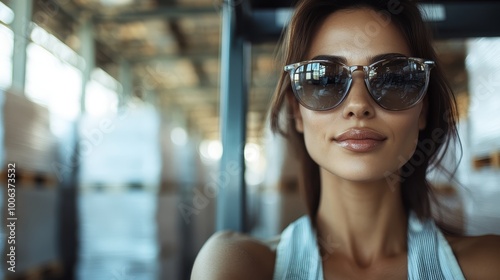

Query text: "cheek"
[300, 111, 330, 152]
[299, 108, 319, 134]
[301, 116, 323, 143]
[392, 115, 423, 164]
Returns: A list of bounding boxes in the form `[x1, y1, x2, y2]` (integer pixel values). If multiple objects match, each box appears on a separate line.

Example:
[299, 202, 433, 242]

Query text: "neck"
[316, 169, 407, 266]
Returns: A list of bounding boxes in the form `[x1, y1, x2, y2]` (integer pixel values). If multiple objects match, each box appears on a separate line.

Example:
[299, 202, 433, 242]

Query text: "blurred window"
[0, 25, 13, 90]
[25, 43, 82, 121]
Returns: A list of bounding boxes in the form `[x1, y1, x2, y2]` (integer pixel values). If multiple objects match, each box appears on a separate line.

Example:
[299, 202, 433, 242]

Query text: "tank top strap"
[273, 216, 323, 280]
[407, 212, 465, 280]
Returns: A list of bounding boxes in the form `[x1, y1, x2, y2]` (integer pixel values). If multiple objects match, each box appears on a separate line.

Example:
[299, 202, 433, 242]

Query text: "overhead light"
[171, 127, 188, 146]
[244, 143, 260, 163]
[199, 140, 222, 162]
[100, 0, 134, 6]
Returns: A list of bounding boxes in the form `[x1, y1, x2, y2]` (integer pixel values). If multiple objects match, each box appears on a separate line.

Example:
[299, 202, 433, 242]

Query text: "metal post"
[57, 15, 96, 280]
[119, 58, 133, 107]
[79, 17, 95, 113]
[10, 0, 33, 94]
[217, 0, 249, 232]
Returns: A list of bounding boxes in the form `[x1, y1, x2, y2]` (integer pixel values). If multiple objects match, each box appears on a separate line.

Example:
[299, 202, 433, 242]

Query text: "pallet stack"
[1, 90, 63, 280]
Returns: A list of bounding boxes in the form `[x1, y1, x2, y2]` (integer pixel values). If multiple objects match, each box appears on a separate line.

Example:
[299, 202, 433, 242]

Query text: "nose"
[341, 70, 376, 119]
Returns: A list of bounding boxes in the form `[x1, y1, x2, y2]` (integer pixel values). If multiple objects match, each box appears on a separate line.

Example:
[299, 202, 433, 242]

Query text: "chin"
[325, 165, 399, 185]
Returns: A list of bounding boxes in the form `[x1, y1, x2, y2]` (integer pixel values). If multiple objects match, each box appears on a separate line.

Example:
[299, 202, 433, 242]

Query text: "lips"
[334, 128, 387, 152]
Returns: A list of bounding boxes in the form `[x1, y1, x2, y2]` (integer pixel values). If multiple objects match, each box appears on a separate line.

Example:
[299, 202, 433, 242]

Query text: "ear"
[418, 97, 428, 130]
[288, 94, 304, 133]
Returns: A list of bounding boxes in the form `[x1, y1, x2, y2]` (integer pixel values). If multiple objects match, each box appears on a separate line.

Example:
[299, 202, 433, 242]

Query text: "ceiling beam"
[167, 19, 210, 87]
[129, 51, 219, 63]
[128, 48, 277, 63]
[94, 6, 217, 23]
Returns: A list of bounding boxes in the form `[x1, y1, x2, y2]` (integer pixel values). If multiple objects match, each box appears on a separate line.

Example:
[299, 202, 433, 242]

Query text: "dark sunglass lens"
[368, 59, 428, 110]
[291, 62, 350, 110]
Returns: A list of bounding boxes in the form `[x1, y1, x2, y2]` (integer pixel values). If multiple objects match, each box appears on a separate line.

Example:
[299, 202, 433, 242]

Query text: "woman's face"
[293, 8, 427, 184]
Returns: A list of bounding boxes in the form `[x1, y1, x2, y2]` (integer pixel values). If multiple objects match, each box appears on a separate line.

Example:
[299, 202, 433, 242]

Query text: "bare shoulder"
[191, 231, 276, 280]
[446, 233, 500, 278]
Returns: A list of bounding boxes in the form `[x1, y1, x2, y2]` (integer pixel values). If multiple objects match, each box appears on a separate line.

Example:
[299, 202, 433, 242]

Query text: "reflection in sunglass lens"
[291, 62, 350, 110]
[287, 58, 432, 111]
[368, 59, 427, 110]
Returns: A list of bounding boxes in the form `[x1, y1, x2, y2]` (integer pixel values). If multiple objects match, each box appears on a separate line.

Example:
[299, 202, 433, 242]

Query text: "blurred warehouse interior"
[0, 0, 500, 279]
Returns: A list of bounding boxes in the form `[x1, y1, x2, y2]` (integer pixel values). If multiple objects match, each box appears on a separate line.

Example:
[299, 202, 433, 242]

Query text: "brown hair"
[269, 0, 459, 223]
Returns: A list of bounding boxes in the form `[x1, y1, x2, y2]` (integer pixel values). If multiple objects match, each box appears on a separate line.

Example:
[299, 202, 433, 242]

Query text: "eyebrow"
[311, 53, 408, 64]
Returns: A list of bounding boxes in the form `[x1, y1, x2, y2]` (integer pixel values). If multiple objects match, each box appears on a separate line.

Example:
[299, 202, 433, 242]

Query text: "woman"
[191, 0, 500, 279]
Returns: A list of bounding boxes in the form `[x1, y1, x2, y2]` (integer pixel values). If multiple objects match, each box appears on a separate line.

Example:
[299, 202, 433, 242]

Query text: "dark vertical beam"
[58, 125, 80, 280]
[59, 17, 95, 280]
[217, 0, 249, 232]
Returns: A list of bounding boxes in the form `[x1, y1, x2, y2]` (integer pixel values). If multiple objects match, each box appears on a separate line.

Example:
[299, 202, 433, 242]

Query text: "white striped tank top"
[273, 212, 465, 279]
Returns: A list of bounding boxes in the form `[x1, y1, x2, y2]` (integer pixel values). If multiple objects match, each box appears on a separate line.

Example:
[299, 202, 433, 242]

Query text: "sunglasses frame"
[284, 57, 435, 111]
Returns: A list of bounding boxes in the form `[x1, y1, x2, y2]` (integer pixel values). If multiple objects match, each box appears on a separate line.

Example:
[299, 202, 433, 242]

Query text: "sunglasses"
[284, 57, 435, 111]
